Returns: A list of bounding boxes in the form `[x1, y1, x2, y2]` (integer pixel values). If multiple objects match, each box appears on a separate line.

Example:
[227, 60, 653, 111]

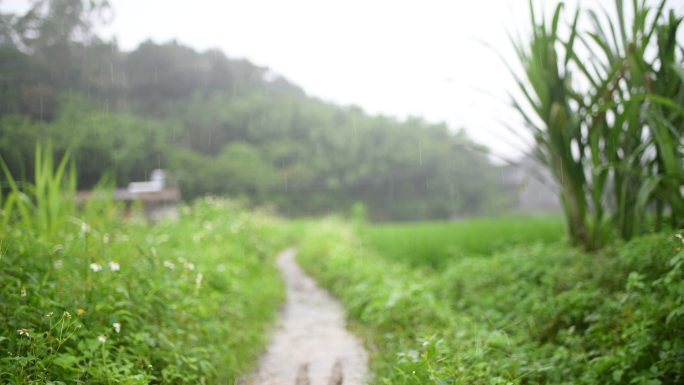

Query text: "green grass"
[5, 146, 682, 385]
[0, 149, 289, 384]
[364, 215, 565, 269]
[297, 219, 684, 385]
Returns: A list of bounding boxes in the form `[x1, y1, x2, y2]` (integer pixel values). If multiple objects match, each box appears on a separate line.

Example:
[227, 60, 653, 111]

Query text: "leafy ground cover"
[0, 154, 289, 383]
[364, 215, 564, 269]
[297, 219, 684, 384]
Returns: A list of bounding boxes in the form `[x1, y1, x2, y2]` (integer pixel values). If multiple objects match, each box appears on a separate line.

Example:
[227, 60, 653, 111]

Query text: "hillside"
[0, 8, 512, 220]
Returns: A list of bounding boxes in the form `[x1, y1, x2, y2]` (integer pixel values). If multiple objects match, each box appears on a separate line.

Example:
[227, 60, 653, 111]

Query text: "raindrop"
[418, 140, 423, 166]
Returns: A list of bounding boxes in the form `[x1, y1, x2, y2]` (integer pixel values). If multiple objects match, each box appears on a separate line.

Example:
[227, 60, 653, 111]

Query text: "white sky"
[3, 0, 683, 161]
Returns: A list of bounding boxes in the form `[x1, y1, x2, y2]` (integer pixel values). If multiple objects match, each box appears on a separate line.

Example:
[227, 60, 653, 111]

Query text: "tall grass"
[511, 0, 684, 250]
[1, 143, 76, 241]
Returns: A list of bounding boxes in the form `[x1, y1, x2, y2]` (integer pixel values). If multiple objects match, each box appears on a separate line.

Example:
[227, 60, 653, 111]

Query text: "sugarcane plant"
[511, 0, 684, 250]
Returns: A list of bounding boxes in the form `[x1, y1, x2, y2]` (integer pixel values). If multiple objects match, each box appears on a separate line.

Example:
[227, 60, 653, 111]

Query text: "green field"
[364, 215, 565, 268]
[298, 219, 684, 385]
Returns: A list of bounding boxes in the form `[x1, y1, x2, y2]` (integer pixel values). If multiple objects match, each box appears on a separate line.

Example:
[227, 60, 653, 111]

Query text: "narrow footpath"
[243, 248, 369, 385]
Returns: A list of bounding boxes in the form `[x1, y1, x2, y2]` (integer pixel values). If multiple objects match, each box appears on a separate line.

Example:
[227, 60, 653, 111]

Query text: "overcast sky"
[99, 0, 536, 161]
[3, 0, 683, 161]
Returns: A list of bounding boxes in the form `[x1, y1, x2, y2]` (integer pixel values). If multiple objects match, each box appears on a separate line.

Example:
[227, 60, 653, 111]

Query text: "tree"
[6, 0, 110, 51]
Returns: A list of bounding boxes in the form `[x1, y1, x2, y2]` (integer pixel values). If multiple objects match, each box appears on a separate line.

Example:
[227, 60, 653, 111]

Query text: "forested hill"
[1, 27, 511, 220]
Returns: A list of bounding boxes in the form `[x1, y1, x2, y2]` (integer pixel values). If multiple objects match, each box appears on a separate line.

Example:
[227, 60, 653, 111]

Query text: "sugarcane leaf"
[634, 176, 661, 229]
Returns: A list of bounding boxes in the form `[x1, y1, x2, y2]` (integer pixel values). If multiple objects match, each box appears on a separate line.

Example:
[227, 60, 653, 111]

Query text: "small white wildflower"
[89, 263, 103, 272]
[112, 322, 121, 333]
[116, 233, 130, 242]
[108, 261, 120, 272]
[45, 311, 54, 318]
[103, 233, 110, 244]
[98, 335, 106, 344]
[195, 273, 203, 289]
[17, 328, 29, 337]
[163, 260, 176, 270]
[80, 222, 90, 235]
[53, 259, 63, 269]
[63, 311, 71, 318]
[20, 287, 27, 297]
[184, 262, 195, 271]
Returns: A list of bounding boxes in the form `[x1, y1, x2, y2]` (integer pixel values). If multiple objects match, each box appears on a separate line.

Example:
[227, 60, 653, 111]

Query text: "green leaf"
[52, 354, 79, 370]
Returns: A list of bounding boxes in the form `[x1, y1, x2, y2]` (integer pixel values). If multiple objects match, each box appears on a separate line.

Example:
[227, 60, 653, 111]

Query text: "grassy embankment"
[298, 218, 684, 384]
[0, 149, 289, 384]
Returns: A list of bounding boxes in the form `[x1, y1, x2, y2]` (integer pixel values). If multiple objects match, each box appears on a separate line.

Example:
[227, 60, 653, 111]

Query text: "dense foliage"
[0, 150, 288, 383]
[511, 0, 684, 249]
[297, 220, 684, 384]
[0, 0, 511, 221]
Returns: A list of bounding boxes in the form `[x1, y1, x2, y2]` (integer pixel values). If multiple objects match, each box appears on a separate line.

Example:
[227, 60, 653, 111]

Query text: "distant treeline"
[0, 1, 512, 220]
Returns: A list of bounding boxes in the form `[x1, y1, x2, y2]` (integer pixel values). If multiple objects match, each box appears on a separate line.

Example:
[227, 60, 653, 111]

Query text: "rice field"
[363, 215, 565, 268]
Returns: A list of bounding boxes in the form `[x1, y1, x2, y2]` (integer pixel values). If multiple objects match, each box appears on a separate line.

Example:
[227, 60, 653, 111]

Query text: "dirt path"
[243, 248, 369, 385]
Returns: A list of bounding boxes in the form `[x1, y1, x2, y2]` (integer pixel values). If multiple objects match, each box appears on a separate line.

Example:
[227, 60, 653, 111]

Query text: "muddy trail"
[242, 248, 369, 385]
